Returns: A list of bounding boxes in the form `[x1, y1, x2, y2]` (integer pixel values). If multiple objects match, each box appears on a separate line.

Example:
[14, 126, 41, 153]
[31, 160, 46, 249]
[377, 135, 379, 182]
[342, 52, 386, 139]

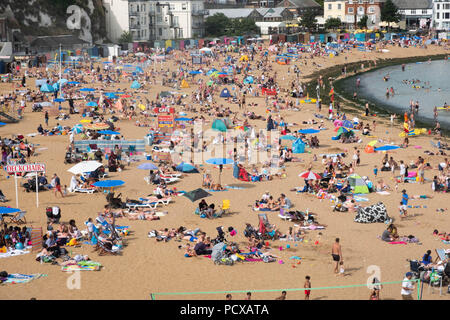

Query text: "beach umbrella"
[86, 101, 98, 107]
[0, 122, 7, 126]
[336, 127, 351, 135]
[121, 94, 132, 98]
[298, 171, 321, 180]
[342, 120, 354, 128]
[138, 163, 159, 170]
[67, 81, 79, 85]
[54, 98, 65, 103]
[334, 119, 343, 127]
[174, 117, 193, 121]
[183, 188, 212, 202]
[58, 78, 68, 85]
[234, 125, 249, 132]
[189, 70, 202, 75]
[280, 135, 297, 141]
[71, 124, 83, 134]
[84, 122, 110, 130]
[0, 207, 21, 215]
[367, 140, 378, 147]
[131, 80, 141, 89]
[176, 162, 198, 173]
[347, 174, 369, 194]
[298, 129, 320, 134]
[79, 88, 96, 92]
[40, 83, 55, 92]
[68, 161, 103, 175]
[374, 145, 400, 151]
[41, 102, 53, 107]
[105, 93, 118, 99]
[92, 180, 125, 188]
[98, 130, 120, 135]
[206, 158, 233, 184]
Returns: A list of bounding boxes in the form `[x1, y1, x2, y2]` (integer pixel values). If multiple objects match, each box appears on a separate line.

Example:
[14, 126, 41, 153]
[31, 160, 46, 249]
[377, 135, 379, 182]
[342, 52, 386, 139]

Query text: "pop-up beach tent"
[131, 80, 141, 89]
[347, 174, 369, 194]
[220, 88, 231, 98]
[180, 79, 190, 88]
[292, 138, 305, 153]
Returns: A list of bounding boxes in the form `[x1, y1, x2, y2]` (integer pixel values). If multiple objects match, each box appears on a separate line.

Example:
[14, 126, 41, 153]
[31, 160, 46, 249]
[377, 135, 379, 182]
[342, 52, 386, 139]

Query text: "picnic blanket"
[1, 273, 46, 284]
[0, 248, 31, 259]
[354, 202, 390, 223]
[61, 261, 102, 272]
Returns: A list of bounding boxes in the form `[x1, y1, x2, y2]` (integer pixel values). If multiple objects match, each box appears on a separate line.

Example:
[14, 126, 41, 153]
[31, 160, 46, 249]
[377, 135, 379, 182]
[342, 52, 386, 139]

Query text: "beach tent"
[131, 80, 141, 89]
[354, 202, 390, 223]
[292, 138, 305, 153]
[347, 174, 369, 194]
[239, 55, 249, 61]
[220, 88, 231, 98]
[176, 162, 199, 173]
[243, 76, 254, 84]
[180, 79, 190, 88]
[212, 119, 228, 132]
[40, 83, 55, 92]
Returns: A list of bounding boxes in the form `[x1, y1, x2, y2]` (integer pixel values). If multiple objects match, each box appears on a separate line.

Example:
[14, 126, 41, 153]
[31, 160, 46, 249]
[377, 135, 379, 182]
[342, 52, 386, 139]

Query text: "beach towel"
[61, 261, 102, 272]
[388, 241, 408, 245]
[354, 202, 390, 223]
[2, 273, 46, 284]
[376, 191, 390, 195]
[354, 196, 369, 202]
[0, 248, 31, 259]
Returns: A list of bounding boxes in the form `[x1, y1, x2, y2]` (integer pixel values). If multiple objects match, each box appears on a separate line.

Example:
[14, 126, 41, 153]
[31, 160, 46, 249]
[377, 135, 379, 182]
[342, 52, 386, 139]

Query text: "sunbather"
[127, 209, 160, 221]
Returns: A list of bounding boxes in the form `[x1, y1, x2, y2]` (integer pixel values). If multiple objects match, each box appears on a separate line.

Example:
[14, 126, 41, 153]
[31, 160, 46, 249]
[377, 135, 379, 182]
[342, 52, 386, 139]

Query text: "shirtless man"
[331, 238, 343, 274]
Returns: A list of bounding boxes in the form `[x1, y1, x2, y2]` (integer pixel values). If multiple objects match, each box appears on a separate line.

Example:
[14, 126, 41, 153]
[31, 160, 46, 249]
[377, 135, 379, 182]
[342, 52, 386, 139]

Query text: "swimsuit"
[332, 254, 340, 262]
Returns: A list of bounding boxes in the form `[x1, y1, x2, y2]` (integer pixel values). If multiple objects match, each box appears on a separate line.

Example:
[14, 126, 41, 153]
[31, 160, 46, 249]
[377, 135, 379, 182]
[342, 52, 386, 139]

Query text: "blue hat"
[406, 272, 413, 277]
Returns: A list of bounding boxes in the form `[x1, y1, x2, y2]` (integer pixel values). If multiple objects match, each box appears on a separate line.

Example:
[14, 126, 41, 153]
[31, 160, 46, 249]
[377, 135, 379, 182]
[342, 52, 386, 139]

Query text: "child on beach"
[304, 276, 311, 300]
[399, 201, 408, 219]
[374, 165, 378, 178]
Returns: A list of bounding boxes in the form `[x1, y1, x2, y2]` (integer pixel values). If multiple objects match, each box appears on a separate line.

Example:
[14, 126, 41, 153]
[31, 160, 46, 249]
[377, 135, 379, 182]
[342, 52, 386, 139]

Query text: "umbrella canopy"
[0, 207, 21, 215]
[174, 117, 193, 122]
[98, 130, 120, 135]
[347, 174, 369, 194]
[374, 145, 400, 151]
[105, 93, 118, 99]
[131, 80, 141, 89]
[183, 188, 212, 202]
[68, 161, 103, 174]
[298, 129, 320, 134]
[205, 158, 234, 165]
[342, 120, 354, 128]
[71, 124, 84, 134]
[54, 98, 65, 103]
[67, 81, 80, 85]
[84, 123, 110, 130]
[0, 122, 7, 126]
[189, 70, 202, 75]
[212, 119, 228, 132]
[176, 162, 199, 173]
[298, 171, 321, 180]
[138, 163, 159, 170]
[92, 180, 125, 188]
[280, 135, 297, 141]
[121, 94, 132, 98]
[336, 127, 352, 135]
[86, 101, 98, 107]
[40, 83, 55, 92]
[58, 79, 68, 85]
[367, 140, 378, 147]
[79, 88, 96, 92]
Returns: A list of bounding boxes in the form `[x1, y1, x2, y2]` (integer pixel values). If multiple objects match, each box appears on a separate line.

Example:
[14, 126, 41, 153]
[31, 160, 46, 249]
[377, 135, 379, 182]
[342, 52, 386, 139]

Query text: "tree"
[118, 31, 132, 43]
[325, 17, 342, 30]
[300, 9, 318, 32]
[381, 0, 401, 30]
[205, 13, 231, 37]
[230, 18, 259, 36]
[357, 15, 369, 29]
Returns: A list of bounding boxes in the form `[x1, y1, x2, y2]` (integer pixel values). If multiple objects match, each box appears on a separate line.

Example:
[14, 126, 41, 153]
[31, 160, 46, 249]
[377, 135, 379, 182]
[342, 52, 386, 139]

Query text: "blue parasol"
[374, 145, 400, 151]
[189, 70, 202, 75]
[92, 180, 125, 188]
[86, 101, 98, 107]
[0, 122, 7, 126]
[0, 207, 21, 215]
[67, 81, 80, 85]
[205, 158, 234, 165]
[80, 88, 96, 92]
[176, 162, 198, 173]
[54, 98, 65, 103]
[98, 130, 120, 135]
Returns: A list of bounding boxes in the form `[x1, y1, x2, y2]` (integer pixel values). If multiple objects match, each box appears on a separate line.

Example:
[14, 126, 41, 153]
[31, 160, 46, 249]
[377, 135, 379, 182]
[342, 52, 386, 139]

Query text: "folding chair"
[7, 211, 27, 225]
[221, 199, 230, 214]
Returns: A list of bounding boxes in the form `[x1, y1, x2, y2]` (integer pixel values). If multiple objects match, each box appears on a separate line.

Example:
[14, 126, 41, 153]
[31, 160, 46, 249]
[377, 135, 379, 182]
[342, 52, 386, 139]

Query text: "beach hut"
[348, 174, 369, 194]
[180, 79, 190, 88]
[220, 88, 231, 98]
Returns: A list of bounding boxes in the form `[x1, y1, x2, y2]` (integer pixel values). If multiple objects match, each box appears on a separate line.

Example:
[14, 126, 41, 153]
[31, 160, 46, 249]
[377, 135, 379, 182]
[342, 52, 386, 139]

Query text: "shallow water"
[339, 59, 450, 126]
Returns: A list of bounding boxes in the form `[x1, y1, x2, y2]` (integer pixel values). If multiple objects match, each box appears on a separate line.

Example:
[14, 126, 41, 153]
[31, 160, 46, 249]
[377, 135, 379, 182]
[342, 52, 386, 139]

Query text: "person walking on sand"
[401, 272, 415, 300]
[331, 238, 343, 274]
[44, 111, 49, 126]
[304, 276, 311, 300]
[53, 173, 64, 198]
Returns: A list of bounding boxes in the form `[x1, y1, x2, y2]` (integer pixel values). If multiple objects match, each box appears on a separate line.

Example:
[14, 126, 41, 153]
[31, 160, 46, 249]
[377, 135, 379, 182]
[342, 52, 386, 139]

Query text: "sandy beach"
[0, 42, 449, 300]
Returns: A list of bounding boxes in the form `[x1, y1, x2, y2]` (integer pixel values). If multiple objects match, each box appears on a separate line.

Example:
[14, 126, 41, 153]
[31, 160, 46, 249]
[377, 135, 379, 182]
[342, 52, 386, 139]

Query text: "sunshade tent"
[212, 119, 228, 132]
[243, 76, 254, 84]
[71, 124, 83, 134]
[180, 79, 190, 88]
[40, 83, 54, 92]
[131, 80, 141, 89]
[347, 174, 369, 194]
[183, 188, 212, 202]
[138, 163, 159, 170]
[219, 88, 231, 98]
[159, 91, 172, 98]
[68, 161, 103, 175]
[176, 162, 199, 173]
[292, 138, 305, 153]
[211, 242, 226, 262]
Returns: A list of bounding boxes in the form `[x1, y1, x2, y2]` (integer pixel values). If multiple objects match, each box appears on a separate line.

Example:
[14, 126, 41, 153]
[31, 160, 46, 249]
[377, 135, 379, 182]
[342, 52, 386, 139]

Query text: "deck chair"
[7, 211, 27, 225]
[221, 199, 230, 214]
[435, 249, 448, 262]
[93, 234, 120, 256]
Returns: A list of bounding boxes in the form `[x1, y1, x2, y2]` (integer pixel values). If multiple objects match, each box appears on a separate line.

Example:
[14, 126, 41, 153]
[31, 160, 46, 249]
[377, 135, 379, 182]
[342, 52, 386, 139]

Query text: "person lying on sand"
[127, 209, 160, 221]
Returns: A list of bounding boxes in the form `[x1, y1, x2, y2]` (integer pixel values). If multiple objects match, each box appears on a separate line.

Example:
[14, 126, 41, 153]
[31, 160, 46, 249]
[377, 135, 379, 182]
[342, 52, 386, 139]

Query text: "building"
[103, 0, 207, 43]
[29, 35, 89, 53]
[393, 0, 433, 30]
[276, 0, 323, 17]
[433, 0, 450, 30]
[324, 0, 347, 23]
[344, 0, 385, 29]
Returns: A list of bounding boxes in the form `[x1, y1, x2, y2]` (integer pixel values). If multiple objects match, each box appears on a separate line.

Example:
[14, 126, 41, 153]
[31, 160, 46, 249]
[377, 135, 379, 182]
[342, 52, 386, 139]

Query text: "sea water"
[339, 59, 450, 126]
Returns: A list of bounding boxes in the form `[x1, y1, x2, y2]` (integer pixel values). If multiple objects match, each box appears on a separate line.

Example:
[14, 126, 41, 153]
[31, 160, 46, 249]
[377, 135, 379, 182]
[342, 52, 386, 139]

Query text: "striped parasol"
[84, 122, 110, 130]
[298, 171, 321, 180]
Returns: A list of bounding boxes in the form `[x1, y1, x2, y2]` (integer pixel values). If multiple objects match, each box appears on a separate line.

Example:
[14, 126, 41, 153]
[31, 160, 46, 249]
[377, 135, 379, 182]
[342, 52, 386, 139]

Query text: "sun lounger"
[73, 187, 96, 194]
[125, 202, 159, 209]
[140, 196, 172, 206]
[161, 177, 180, 184]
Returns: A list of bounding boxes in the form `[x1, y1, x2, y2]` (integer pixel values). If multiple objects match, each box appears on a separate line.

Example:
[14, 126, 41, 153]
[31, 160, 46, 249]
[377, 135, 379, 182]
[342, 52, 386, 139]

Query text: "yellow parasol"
[367, 140, 378, 147]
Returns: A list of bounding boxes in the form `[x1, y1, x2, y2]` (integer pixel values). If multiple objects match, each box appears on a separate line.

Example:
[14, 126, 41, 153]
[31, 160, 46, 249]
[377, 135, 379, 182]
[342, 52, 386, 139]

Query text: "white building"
[393, 0, 433, 30]
[103, 0, 206, 43]
[433, 0, 450, 30]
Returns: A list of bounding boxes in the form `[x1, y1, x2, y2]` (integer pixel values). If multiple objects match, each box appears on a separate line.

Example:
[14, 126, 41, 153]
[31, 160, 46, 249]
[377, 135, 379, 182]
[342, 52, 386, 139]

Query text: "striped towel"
[2, 273, 46, 284]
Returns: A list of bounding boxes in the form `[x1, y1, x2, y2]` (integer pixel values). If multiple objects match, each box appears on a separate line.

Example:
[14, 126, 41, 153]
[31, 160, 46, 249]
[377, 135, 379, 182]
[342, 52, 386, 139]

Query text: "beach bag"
[0, 271, 8, 278]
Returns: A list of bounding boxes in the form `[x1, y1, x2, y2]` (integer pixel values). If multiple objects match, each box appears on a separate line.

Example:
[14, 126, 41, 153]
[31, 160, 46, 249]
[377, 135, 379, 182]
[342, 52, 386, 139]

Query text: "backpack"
[0, 271, 8, 278]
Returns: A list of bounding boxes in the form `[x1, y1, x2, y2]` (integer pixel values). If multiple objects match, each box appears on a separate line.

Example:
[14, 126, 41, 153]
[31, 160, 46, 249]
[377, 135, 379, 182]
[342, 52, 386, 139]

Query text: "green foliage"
[300, 9, 317, 32]
[381, 0, 401, 29]
[357, 15, 368, 29]
[118, 31, 133, 43]
[205, 13, 259, 37]
[325, 17, 342, 30]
